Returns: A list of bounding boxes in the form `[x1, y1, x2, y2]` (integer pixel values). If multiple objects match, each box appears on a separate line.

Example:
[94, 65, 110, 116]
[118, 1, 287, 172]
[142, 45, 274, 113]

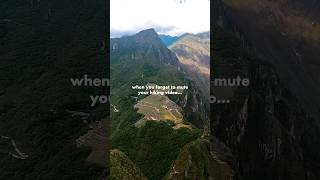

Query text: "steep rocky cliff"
[212, 0, 320, 119]
[211, 24, 320, 180]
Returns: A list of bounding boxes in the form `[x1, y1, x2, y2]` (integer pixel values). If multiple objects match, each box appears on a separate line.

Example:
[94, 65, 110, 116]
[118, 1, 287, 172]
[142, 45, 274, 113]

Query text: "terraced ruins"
[134, 94, 191, 129]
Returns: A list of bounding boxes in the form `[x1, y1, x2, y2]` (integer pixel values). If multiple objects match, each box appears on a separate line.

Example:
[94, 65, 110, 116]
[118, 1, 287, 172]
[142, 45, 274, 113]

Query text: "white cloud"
[111, 0, 210, 37]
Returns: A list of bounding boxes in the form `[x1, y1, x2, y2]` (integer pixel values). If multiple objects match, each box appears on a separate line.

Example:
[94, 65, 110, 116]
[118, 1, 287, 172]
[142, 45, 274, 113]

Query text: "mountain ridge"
[169, 32, 210, 100]
[111, 28, 180, 66]
[159, 34, 179, 47]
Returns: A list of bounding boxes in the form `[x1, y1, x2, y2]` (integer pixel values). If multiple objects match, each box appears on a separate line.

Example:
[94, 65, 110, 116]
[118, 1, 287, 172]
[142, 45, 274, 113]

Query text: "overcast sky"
[111, 0, 210, 37]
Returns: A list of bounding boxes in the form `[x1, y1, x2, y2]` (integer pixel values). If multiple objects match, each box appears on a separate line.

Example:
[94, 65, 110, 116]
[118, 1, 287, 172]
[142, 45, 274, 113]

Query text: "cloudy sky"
[111, 0, 210, 37]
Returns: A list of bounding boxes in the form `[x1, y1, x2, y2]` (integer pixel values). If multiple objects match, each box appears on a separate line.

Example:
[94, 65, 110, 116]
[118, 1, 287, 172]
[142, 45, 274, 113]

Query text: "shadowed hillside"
[170, 32, 210, 100]
[0, 0, 108, 179]
[211, 1, 320, 179]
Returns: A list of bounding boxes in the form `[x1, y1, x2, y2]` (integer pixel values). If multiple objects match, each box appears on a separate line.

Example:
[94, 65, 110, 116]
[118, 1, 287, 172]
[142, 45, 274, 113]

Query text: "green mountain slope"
[165, 139, 209, 180]
[111, 149, 147, 180]
[110, 29, 206, 180]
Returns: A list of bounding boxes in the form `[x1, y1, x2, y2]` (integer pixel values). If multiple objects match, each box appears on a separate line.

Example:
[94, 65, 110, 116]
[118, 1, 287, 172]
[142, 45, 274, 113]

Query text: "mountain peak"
[138, 28, 157, 35]
[135, 28, 161, 43]
[111, 28, 179, 66]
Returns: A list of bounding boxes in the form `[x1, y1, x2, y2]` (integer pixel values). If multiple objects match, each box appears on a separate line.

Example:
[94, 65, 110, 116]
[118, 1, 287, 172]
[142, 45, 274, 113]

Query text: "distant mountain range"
[169, 32, 210, 100]
[159, 34, 179, 46]
[159, 32, 210, 47]
[159, 32, 210, 101]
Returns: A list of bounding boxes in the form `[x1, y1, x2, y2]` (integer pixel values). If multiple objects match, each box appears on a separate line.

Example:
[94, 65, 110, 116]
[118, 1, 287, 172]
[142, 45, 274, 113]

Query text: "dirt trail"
[0, 135, 29, 159]
[111, 104, 119, 112]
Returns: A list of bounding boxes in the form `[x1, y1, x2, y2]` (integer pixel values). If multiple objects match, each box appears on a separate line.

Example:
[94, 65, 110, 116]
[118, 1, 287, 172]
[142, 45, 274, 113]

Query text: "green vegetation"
[110, 79, 201, 179]
[111, 121, 200, 180]
[111, 149, 147, 180]
[165, 140, 210, 180]
[110, 31, 206, 179]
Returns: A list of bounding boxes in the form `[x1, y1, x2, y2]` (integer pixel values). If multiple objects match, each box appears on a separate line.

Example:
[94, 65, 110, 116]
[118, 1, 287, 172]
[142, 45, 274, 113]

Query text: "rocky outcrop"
[211, 28, 320, 180]
[76, 119, 109, 167]
[176, 80, 210, 129]
[212, 0, 320, 120]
